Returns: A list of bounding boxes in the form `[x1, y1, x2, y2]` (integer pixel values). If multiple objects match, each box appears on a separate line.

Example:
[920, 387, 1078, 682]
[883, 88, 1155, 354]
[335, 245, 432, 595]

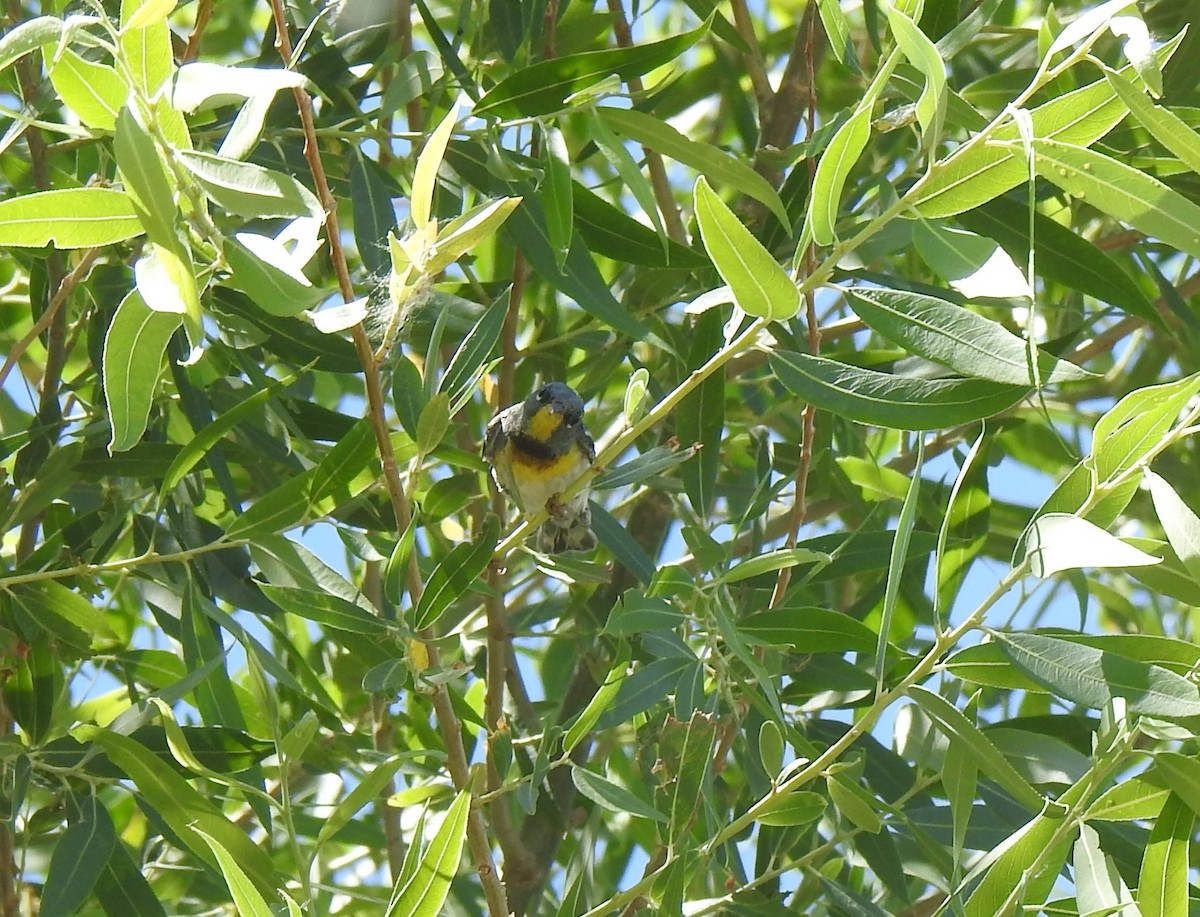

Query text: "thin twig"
[0, 249, 101, 389]
[729, 0, 774, 110]
[266, 5, 507, 913]
[182, 0, 213, 63]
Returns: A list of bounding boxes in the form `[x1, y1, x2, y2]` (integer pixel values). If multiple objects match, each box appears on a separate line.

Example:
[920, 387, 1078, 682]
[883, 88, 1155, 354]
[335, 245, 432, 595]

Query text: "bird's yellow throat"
[527, 406, 564, 441]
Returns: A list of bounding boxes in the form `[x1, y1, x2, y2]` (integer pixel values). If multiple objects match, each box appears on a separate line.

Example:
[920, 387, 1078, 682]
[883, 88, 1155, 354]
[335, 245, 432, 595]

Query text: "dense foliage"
[4, 0, 1200, 914]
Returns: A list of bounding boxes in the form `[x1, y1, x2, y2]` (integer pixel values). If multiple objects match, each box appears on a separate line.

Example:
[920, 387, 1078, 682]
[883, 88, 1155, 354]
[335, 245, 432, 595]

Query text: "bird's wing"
[579, 428, 596, 463]
[482, 410, 508, 460]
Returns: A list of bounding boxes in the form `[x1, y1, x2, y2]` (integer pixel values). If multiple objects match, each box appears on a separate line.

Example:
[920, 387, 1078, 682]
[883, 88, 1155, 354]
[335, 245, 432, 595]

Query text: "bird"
[482, 381, 598, 553]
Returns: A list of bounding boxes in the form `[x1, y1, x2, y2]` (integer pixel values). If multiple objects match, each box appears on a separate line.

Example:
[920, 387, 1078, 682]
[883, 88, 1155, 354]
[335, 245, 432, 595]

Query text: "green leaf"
[571, 766, 668, 823]
[92, 839, 168, 917]
[694, 176, 799, 319]
[739, 606, 878, 654]
[1147, 471, 1200, 587]
[1073, 823, 1134, 917]
[192, 827, 276, 917]
[992, 631, 1200, 717]
[40, 795, 116, 917]
[124, 0, 178, 30]
[259, 585, 389, 635]
[962, 804, 1070, 917]
[1136, 792, 1191, 917]
[121, 0, 175, 94]
[721, 548, 833, 585]
[178, 150, 323, 219]
[849, 286, 1091, 386]
[771, 350, 1026, 429]
[589, 112, 666, 256]
[0, 16, 66, 73]
[426, 196, 522, 275]
[1028, 138, 1200, 261]
[222, 236, 327, 316]
[103, 289, 181, 453]
[678, 309, 724, 515]
[757, 790, 827, 827]
[908, 686, 1046, 814]
[541, 125, 574, 267]
[411, 101, 459, 230]
[808, 105, 871, 245]
[909, 40, 1183, 217]
[1087, 776, 1170, 821]
[115, 106, 178, 248]
[1090, 372, 1200, 488]
[349, 155, 397, 275]
[505, 197, 647, 339]
[414, 515, 500, 629]
[475, 20, 710, 117]
[955, 194, 1157, 322]
[911, 221, 1032, 300]
[385, 789, 471, 917]
[599, 107, 790, 225]
[318, 756, 410, 847]
[1152, 753, 1200, 820]
[1024, 513, 1161, 577]
[563, 643, 631, 754]
[82, 727, 277, 897]
[47, 47, 126, 131]
[885, 4, 946, 142]
[0, 188, 143, 248]
[573, 181, 708, 268]
[9, 580, 118, 650]
[225, 474, 310, 539]
[1103, 65, 1200, 174]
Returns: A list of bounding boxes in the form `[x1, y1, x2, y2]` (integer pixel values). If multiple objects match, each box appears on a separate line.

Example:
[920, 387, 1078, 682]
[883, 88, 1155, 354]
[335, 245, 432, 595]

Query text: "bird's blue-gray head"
[522, 382, 585, 443]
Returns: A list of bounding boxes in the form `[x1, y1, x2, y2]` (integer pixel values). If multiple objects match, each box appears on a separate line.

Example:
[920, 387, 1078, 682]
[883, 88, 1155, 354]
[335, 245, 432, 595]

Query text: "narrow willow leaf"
[910, 36, 1182, 217]
[1025, 513, 1161, 577]
[172, 62, 309, 113]
[571, 767, 667, 823]
[1147, 471, 1200, 586]
[599, 107, 790, 225]
[103, 290, 181, 453]
[0, 16, 66, 73]
[563, 643, 631, 754]
[10, 581, 118, 648]
[1136, 792, 1191, 917]
[384, 789, 471, 917]
[192, 828, 274, 917]
[47, 47, 125, 131]
[178, 150, 323, 219]
[678, 309, 724, 515]
[222, 237, 326, 315]
[121, 0, 175, 94]
[738, 606, 876, 653]
[722, 548, 832, 585]
[1029, 138, 1200, 260]
[590, 113, 666, 254]
[259, 585, 388, 635]
[962, 805, 1069, 917]
[885, 4, 945, 141]
[956, 194, 1156, 322]
[1087, 777, 1170, 821]
[426, 197, 522, 274]
[134, 243, 199, 319]
[475, 20, 709, 117]
[414, 515, 500, 629]
[694, 176, 799, 319]
[1045, 0, 1138, 57]
[1073, 823, 1135, 917]
[993, 631, 1200, 717]
[817, 0, 860, 72]
[593, 442, 698, 490]
[665, 712, 717, 844]
[908, 686, 1046, 813]
[1090, 372, 1200, 487]
[809, 106, 871, 245]
[1152, 753, 1200, 821]
[541, 125, 573, 267]
[847, 287, 1090, 385]
[911, 221, 1032, 300]
[758, 790, 827, 827]
[1102, 65, 1200, 173]
[40, 796, 116, 917]
[318, 757, 409, 847]
[82, 728, 277, 896]
[771, 351, 1026, 430]
[115, 106, 178, 248]
[411, 101, 459, 230]
[0, 188, 142, 248]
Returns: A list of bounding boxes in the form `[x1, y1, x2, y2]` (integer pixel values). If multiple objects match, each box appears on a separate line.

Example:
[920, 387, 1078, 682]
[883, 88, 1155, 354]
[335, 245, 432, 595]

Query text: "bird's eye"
[537, 388, 552, 403]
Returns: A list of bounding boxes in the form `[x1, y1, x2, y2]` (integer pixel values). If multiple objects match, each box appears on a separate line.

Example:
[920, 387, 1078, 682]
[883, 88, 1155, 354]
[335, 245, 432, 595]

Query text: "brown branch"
[182, 0, 213, 63]
[729, 0, 774, 111]
[604, 0, 687, 243]
[267, 5, 507, 913]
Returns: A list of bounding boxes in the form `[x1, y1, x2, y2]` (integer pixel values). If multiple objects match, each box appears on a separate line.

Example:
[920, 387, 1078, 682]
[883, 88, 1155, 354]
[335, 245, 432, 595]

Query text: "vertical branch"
[729, 0, 774, 111]
[604, 0, 687, 242]
[770, 1, 821, 609]
[267, 5, 508, 914]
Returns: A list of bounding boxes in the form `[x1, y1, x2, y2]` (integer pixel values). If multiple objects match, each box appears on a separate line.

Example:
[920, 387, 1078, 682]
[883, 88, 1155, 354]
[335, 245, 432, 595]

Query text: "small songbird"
[483, 381, 597, 553]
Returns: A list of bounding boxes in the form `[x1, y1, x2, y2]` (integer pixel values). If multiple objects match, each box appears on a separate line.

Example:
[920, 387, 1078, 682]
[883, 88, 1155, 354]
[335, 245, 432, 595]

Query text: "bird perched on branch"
[483, 381, 597, 553]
